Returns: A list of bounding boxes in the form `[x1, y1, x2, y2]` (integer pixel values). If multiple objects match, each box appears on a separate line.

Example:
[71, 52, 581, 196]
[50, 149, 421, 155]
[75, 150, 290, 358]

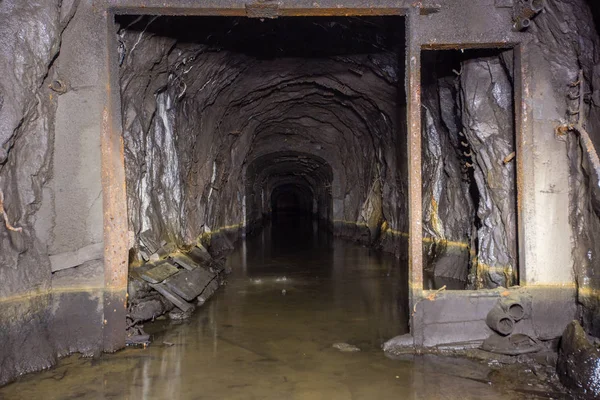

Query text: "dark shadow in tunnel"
[271, 183, 313, 216]
[115, 15, 404, 59]
[245, 151, 333, 237]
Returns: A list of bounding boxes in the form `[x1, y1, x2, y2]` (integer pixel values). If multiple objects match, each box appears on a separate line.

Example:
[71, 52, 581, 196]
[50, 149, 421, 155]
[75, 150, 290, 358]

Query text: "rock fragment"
[557, 320, 600, 399]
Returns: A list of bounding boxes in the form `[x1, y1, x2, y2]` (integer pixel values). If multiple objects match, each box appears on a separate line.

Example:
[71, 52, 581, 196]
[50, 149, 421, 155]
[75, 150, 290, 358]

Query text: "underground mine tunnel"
[2, 0, 600, 399]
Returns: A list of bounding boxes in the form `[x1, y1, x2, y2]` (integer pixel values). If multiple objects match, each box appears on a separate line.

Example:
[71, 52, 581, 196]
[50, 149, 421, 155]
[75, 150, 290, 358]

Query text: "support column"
[406, 7, 424, 342]
[102, 10, 129, 352]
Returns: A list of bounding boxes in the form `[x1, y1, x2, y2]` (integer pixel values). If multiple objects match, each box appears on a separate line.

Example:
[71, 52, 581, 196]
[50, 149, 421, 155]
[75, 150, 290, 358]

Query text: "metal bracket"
[245, 2, 280, 19]
[513, 0, 544, 31]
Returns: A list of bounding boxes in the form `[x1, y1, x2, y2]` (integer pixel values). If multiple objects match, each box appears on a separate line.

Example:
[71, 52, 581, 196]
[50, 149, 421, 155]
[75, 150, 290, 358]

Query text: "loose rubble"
[126, 240, 228, 345]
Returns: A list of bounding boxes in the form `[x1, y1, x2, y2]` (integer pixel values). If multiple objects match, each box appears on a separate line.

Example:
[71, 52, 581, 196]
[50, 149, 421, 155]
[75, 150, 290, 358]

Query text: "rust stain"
[101, 106, 128, 289]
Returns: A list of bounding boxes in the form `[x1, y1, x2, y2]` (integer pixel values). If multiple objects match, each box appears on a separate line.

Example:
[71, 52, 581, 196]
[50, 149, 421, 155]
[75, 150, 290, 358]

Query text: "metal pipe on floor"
[486, 304, 515, 336]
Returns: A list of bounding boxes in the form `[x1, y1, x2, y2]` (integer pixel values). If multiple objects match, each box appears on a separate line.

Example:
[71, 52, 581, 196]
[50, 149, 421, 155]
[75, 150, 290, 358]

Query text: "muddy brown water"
[1, 216, 528, 399]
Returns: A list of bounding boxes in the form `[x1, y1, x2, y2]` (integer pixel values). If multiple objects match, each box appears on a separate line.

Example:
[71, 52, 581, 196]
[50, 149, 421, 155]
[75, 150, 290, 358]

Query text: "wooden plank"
[140, 261, 179, 284]
[188, 245, 212, 264]
[169, 252, 199, 271]
[165, 268, 217, 301]
[149, 283, 194, 312]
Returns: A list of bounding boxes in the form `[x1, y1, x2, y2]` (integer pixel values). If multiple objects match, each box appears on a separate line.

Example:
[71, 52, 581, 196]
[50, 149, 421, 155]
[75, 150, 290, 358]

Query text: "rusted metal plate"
[169, 251, 200, 271]
[245, 2, 280, 18]
[140, 261, 180, 284]
[514, 43, 530, 286]
[165, 268, 217, 301]
[108, 0, 438, 16]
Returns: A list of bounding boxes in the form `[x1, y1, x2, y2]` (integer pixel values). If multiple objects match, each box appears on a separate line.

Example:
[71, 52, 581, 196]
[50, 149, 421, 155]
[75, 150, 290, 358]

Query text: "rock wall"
[421, 49, 517, 289]
[0, 0, 108, 386]
[533, 0, 600, 337]
[0, 0, 62, 385]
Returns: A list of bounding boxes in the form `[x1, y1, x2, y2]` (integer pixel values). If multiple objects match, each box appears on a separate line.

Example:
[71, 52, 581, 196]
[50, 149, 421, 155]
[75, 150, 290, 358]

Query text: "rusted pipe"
[486, 303, 515, 336]
[521, 0, 544, 17]
[513, 0, 544, 31]
[499, 296, 526, 321]
[514, 17, 531, 31]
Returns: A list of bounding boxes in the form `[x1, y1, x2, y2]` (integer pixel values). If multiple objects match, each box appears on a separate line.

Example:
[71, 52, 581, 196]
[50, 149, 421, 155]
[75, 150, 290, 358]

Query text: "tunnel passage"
[245, 151, 333, 230]
[117, 15, 408, 261]
[271, 184, 313, 215]
[117, 14, 521, 291]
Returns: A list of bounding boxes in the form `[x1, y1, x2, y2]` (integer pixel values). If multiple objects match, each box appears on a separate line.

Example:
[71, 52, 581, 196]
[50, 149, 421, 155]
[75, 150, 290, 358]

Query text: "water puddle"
[0, 216, 521, 399]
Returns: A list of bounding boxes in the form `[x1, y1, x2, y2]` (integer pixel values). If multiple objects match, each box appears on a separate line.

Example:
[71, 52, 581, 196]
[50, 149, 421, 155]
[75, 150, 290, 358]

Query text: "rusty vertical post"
[101, 11, 129, 352]
[514, 43, 532, 286]
[406, 7, 423, 343]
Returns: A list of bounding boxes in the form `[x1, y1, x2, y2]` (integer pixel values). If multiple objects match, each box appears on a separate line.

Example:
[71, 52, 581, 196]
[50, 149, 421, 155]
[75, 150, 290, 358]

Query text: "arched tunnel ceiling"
[246, 151, 333, 187]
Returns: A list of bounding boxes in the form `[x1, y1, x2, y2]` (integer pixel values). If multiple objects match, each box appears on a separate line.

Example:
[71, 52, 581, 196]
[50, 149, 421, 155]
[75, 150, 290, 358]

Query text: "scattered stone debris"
[169, 306, 196, 321]
[333, 343, 361, 352]
[165, 267, 218, 301]
[126, 241, 229, 340]
[126, 333, 150, 347]
[557, 320, 600, 399]
[169, 251, 200, 271]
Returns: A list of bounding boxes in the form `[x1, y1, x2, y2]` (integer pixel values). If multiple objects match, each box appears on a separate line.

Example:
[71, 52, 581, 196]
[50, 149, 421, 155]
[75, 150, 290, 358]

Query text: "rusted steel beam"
[514, 44, 525, 286]
[421, 42, 517, 50]
[101, 13, 129, 352]
[406, 7, 424, 337]
[107, 0, 439, 16]
[514, 43, 532, 286]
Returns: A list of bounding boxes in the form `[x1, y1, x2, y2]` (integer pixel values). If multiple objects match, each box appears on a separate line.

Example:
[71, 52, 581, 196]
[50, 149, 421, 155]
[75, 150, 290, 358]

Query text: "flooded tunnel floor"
[2, 217, 534, 399]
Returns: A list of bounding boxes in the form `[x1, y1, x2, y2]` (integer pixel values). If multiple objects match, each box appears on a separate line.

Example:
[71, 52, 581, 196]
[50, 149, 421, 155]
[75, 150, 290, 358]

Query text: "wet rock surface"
[557, 320, 600, 398]
[421, 49, 517, 289]
[538, 0, 600, 337]
[0, 0, 83, 386]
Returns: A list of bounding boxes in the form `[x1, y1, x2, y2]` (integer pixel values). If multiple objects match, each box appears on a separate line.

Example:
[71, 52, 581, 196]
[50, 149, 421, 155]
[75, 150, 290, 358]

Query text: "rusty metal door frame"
[406, 12, 526, 337]
[103, 0, 429, 351]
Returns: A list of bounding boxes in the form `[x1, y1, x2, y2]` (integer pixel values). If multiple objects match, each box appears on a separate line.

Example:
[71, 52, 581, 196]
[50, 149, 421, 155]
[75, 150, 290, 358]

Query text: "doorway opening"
[420, 48, 517, 290]
[116, 13, 409, 343]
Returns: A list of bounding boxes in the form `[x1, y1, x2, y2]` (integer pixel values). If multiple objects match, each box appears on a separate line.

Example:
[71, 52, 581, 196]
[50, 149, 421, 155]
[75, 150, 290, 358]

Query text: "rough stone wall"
[533, 0, 600, 336]
[0, 0, 108, 386]
[421, 50, 516, 289]
[0, 0, 62, 385]
[118, 17, 408, 261]
[421, 72, 474, 285]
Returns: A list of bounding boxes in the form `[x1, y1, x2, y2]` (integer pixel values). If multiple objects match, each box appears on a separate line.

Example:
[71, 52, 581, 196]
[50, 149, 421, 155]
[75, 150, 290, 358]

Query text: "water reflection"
[1, 214, 520, 399]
